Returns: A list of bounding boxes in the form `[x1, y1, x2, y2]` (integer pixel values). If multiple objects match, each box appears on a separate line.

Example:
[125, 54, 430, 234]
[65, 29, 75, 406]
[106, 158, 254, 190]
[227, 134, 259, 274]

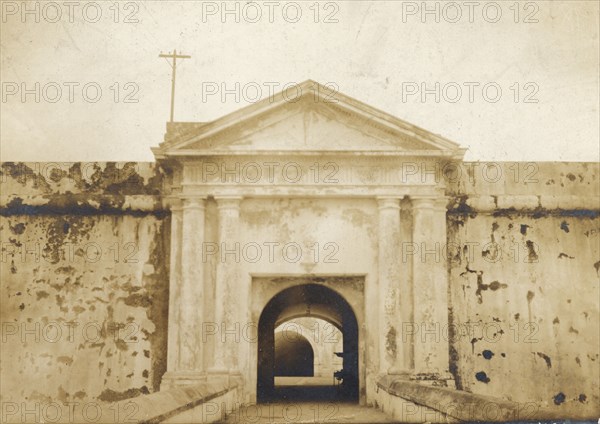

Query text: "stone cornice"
[178, 185, 441, 199]
[159, 149, 465, 159]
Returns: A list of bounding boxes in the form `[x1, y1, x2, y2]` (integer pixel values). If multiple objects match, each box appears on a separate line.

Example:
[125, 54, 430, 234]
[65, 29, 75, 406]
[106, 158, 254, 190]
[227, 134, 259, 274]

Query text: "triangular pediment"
[153, 80, 465, 159]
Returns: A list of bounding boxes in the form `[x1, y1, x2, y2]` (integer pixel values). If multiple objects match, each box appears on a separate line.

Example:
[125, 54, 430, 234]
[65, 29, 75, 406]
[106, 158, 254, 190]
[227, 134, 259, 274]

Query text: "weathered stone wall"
[445, 162, 599, 416]
[0, 163, 170, 412]
[1, 161, 598, 419]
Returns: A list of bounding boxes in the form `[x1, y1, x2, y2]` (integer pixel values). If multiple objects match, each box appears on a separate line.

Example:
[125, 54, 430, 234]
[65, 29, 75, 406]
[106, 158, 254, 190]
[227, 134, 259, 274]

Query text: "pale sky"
[1, 1, 598, 162]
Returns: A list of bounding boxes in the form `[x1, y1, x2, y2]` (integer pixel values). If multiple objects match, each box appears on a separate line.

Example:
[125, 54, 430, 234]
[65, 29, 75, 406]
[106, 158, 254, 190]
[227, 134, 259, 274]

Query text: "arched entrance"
[257, 284, 359, 403]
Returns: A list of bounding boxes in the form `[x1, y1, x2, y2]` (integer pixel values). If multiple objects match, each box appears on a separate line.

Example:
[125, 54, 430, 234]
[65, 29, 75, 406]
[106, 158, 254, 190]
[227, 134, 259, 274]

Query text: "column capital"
[163, 196, 184, 211]
[410, 195, 437, 210]
[215, 195, 243, 211]
[181, 196, 206, 210]
[411, 195, 448, 211]
[167, 197, 183, 212]
[376, 196, 401, 211]
[433, 196, 450, 212]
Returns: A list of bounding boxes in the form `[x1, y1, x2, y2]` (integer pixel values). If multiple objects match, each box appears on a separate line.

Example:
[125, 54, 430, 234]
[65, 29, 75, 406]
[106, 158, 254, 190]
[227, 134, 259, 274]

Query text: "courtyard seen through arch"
[274, 317, 343, 378]
[257, 284, 360, 404]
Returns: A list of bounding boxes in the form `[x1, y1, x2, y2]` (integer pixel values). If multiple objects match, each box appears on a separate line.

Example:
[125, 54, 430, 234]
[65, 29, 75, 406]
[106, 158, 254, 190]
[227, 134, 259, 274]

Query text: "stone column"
[166, 199, 182, 375]
[209, 196, 243, 377]
[162, 196, 207, 388]
[411, 196, 451, 380]
[376, 197, 404, 374]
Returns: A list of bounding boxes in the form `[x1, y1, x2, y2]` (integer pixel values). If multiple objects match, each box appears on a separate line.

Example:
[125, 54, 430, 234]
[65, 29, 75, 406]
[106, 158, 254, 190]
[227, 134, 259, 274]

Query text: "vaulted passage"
[274, 331, 314, 376]
[257, 284, 359, 403]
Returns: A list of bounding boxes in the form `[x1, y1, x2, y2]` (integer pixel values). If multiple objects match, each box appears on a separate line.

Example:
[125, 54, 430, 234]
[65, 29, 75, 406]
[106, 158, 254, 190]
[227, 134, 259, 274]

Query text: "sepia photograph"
[1, 1, 599, 423]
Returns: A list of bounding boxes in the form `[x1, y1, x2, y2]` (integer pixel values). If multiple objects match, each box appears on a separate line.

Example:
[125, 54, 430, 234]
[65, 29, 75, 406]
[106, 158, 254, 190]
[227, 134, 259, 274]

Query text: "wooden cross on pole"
[159, 49, 191, 122]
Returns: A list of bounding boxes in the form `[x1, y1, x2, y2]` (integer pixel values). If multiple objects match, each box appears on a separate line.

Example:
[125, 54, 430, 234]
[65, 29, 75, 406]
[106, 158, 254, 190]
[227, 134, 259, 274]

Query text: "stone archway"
[156, 81, 462, 401]
[257, 284, 360, 403]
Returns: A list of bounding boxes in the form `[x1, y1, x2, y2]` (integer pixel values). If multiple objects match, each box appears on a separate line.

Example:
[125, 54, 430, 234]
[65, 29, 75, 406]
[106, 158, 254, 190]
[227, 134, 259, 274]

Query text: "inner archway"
[274, 331, 314, 376]
[257, 284, 359, 403]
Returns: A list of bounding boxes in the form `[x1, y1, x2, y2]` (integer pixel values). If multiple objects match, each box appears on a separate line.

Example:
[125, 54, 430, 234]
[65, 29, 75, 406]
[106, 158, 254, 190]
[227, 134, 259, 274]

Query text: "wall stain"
[534, 352, 552, 369]
[475, 371, 490, 383]
[385, 326, 397, 359]
[98, 387, 150, 402]
[57, 356, 74, 366]
[9, 222, 26, 234]
[525, 241, 539, 262]
[475, 278, 508, 304]
[553, 392, 566, 405]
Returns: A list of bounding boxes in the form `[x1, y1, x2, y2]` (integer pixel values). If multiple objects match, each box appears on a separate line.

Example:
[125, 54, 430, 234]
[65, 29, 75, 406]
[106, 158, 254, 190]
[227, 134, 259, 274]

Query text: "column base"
[206, 368, 244, 387]
[207, 366, 229, 375]
[160, 371, 207, 390]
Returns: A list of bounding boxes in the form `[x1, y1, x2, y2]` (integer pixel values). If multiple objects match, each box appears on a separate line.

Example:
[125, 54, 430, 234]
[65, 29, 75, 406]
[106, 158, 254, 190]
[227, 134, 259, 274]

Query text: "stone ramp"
[220, 403, 396, 423]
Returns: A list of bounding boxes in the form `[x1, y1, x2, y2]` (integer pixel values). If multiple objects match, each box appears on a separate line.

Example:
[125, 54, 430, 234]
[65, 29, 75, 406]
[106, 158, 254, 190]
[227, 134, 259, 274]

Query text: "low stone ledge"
[100, 380, 239, 424]
[376, 375, 577, 422]
[377, 375, 524, 422]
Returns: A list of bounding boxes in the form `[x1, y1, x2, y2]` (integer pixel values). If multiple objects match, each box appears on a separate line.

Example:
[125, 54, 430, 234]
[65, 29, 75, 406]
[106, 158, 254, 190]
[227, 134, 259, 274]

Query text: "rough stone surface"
[1, 162, 170, 410]
[444, 162, 599, 417]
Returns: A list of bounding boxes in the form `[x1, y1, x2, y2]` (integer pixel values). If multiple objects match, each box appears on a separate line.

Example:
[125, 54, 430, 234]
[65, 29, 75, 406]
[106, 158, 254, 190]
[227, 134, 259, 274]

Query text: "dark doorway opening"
[257, 284, 359, 403]
[274, 332, 314, 376]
